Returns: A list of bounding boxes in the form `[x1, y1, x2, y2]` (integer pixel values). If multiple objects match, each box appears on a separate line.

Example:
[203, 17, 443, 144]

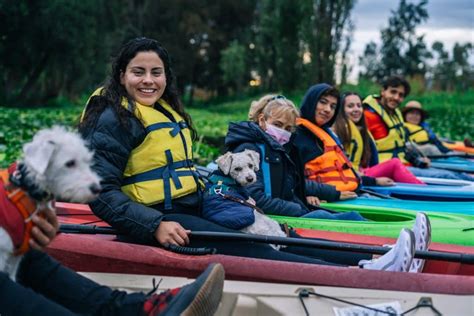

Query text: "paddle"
[359, 188, 397, 199]
[59, 224, 474, 264]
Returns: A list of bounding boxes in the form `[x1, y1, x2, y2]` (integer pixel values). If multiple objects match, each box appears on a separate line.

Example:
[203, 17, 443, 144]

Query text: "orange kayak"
[443, 141, 474, 154]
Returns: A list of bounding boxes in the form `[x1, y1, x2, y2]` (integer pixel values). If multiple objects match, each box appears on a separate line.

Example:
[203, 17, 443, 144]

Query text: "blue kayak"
[431, 157, 474, 173]
[328, 198, 474, 216]
[362, 183, 474, 201]
[417, 177, 472, 186]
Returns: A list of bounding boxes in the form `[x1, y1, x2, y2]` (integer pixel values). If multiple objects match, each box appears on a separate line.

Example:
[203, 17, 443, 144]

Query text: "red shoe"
[143, 263, 225, 316]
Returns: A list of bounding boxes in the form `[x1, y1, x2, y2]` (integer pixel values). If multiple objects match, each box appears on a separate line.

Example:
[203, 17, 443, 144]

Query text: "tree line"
[0, 0, 472, 107]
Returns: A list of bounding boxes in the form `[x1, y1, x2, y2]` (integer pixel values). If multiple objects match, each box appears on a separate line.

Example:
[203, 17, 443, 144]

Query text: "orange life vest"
[0, 164, 37, 255]
[296, 118, 360, 191]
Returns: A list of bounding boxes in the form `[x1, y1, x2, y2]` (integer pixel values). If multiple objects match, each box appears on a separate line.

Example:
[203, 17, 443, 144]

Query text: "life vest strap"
[258, 144, 272, 198]
[305, 161, 351, 176]
[146, 121, 188, 137]
[316, 175, 359, 184]
[378, 144, 405, 155]
[0, 166, 37, 255]
[122, 152, 197, 210]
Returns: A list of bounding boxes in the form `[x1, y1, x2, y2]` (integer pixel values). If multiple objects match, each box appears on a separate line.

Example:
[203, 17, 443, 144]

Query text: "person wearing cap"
[402, 100, 451, 156]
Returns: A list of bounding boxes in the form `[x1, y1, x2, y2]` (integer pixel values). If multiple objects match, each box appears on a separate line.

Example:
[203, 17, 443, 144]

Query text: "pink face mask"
[265, 123, 291, 145]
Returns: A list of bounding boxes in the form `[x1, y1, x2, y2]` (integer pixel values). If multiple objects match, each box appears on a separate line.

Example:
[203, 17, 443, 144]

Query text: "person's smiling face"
[344, 95, 363, 123]
[314, 95, 337, 126]
[381, 85, 406, 111]
[120, 51, 167, 106]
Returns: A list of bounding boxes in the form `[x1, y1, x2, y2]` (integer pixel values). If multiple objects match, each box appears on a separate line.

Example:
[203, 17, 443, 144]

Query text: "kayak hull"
[82, 272, 474, 315]
[46, 233, 474, 295]
[325, 198, 474, 216]
[363, 183, 474, 201]
[52, 202, 474, 296]
[271, 205, 474, 246]
[443, 141, 474, 154]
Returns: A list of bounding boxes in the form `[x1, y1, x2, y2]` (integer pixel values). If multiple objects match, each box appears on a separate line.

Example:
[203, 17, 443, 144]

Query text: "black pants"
[160, 213, 370, 266]
[153, 193, 371, 266]
[0, 250, 146, 316]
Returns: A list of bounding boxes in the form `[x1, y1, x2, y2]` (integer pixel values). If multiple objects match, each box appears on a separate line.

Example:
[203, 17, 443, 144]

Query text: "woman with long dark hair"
[333, 92, 424, 184]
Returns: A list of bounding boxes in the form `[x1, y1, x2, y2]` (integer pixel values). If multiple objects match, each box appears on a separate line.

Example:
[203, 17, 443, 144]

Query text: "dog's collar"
[0, 163, 50, 255]
[9, 163, 53, 202]
[208, 174, 239, 187]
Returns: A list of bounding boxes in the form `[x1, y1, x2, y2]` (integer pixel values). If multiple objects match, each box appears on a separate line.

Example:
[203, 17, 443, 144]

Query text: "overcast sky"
[347, 0, 474, 81]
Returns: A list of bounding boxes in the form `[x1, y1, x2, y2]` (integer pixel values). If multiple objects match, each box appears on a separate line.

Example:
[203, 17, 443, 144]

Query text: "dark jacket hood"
[300, 83, 340, 128]
[225, 121, 284, 151]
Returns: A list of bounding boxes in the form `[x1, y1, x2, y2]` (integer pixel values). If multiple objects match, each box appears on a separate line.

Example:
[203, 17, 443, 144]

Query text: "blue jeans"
[408, 167, 474, 181]
[302, 209, 367, 221]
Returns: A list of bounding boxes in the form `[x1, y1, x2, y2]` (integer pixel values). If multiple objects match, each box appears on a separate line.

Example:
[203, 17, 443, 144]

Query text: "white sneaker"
[409, 212, 431, 273]
[359, 228, 415, 272]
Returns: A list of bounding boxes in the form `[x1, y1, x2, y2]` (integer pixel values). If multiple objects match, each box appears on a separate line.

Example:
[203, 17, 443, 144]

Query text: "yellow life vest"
[84, 88, 201, 209]
[404, 122, 430, 145]
[297, 118, 360, 191]
[345, 120, 364, 171]
[363, 95, 407, 163]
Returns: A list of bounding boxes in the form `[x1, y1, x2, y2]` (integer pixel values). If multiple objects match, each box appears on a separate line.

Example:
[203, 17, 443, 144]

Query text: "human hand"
[421, 157, 431, 167]
[154, 221, 190, 246]
[339, 191, 358, 200]
[306, 196, 320, 206]
[246, 197, 256, 206]
[30, 207, 59, 251]
[375, 177, 395, 186]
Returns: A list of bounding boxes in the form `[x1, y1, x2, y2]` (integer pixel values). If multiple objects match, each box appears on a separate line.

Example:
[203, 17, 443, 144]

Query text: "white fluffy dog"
[0, 126, 101, 280]
[216, 150, 287, 247]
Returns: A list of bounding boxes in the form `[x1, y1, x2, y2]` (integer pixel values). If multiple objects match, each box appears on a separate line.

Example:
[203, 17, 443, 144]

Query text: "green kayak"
[269, 205, 474, 246]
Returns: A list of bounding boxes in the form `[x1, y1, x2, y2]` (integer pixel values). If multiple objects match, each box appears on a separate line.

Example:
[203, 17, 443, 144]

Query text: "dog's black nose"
[89, 184, 102, 194]
[246, 176, 254, 183]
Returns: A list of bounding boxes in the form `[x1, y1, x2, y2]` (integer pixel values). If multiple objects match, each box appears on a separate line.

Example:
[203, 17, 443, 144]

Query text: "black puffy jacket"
[224, 121, 340, 217]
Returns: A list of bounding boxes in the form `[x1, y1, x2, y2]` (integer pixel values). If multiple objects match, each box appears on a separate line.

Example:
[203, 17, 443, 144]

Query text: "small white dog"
[215, 150, 287, 248]
[0, 126, 101, 280]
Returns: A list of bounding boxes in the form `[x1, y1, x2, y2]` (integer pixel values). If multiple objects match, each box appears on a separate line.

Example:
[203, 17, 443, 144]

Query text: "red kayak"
[49, 202, 474, 295]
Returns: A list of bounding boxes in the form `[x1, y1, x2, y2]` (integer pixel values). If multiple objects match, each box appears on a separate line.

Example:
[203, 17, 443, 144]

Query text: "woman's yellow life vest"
[345, 120, 364, 171]
[363, 95, 407, 163]
[84, 88, 201, 209]
[404, 122, 430, 145]
[297, 118, 360, 191]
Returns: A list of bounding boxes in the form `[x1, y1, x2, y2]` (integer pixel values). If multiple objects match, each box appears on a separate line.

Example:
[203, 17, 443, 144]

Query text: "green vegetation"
[1, 90, 472, 168]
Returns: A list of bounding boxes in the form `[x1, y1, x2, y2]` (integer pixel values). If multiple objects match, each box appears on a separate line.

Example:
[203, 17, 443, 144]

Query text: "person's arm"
[364, 110, 388, 140]
[361, 176, 377, 186]
[304, 180, 340, 202]
[81, 107, 165, 244]
[233, 143, 309, 217]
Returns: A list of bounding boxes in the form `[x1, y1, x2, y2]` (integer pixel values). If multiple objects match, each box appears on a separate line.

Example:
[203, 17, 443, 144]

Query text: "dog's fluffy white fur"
[0, 126, 101, 280]
[216, 150, 286, 248]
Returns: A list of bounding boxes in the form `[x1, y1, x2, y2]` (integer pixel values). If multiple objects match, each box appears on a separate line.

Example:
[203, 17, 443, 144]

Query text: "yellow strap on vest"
[346, 120, 364, 171]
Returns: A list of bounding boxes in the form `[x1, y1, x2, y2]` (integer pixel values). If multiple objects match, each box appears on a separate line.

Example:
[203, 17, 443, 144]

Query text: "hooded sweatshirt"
[225, 121, 340, 217]
[293, 84, 376, 187]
